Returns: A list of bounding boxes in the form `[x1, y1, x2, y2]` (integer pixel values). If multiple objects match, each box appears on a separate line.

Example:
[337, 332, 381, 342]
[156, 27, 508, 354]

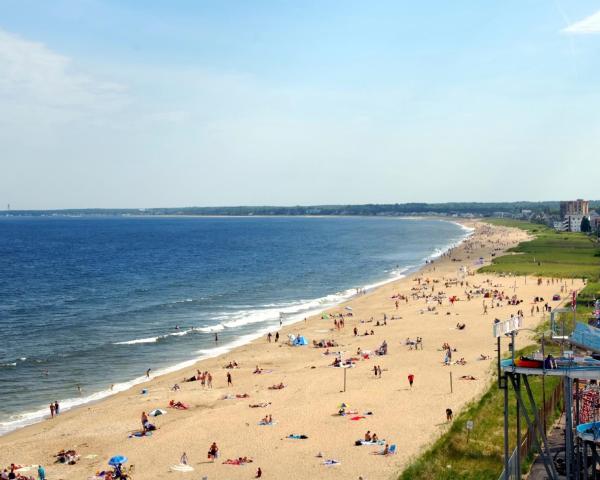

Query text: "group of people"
[48, 401, 60, 419]
[266, 332, 280, 342]
[183, 370, 213, 387]
[1, 465, 45, 480]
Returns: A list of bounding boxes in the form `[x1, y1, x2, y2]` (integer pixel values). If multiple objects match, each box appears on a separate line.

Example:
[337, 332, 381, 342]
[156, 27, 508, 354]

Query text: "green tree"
[581, 216, 592, 233]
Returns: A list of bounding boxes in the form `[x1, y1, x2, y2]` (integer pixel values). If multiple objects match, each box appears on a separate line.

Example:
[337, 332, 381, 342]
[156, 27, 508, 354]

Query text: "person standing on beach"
[208, 442, 219, 462]
[54, 401, 59, 415]
[408, 373, 414, 389]
[215, 333, 218, 343]
[207, 372, 213, 388]
[146, 368, 151, 378]
[227, 372, 232, 386]
[446, 408, 453, 421]
[267, 332, 272, 343]
[49, 403, 55, 419]
[37, 465, 46, 480]
[275, 332, 279, 342]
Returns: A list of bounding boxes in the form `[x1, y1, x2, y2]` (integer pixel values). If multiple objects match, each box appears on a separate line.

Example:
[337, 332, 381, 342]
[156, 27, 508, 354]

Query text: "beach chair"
[387, 444, 397, 455]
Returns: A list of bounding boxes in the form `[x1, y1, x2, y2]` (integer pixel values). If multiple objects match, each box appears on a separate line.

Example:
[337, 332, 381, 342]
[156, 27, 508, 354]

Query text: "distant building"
[590, 211, 600, 232]
[554, 221, 567, 231]
[565, 215, 585, 232]
[559, 199, 590, 232]
[560, 199, 589, 218]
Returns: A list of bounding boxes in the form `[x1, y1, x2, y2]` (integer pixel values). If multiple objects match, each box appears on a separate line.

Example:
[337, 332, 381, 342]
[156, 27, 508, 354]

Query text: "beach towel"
[323, 459, 340, 466]
[287, 434, 308, 439]
[170, 464, 194, 472]
[258, 421, 277, 426]
[356, 440, 385, 446]
[350, 416, 366, 421]
[373, 444, 397, 455]
[129, 430, 152, 438]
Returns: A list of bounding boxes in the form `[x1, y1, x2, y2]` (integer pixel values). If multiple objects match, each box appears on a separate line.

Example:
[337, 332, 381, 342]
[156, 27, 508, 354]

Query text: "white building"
[565, 214, 585, 232]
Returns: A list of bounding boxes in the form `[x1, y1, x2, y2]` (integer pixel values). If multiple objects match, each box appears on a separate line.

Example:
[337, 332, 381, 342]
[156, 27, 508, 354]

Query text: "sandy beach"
[0, 220, 584, 480]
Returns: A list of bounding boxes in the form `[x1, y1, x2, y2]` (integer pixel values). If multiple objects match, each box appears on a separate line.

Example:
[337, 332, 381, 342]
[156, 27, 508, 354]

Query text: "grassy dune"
[479, 220, 600, 281]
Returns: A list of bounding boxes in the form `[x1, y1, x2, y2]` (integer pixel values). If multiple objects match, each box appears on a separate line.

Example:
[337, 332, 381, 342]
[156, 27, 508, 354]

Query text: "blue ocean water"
[0, 216, 468, 434]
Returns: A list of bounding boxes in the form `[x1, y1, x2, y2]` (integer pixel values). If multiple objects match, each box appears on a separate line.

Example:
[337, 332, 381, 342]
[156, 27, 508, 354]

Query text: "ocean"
[0, 215, 469, 434]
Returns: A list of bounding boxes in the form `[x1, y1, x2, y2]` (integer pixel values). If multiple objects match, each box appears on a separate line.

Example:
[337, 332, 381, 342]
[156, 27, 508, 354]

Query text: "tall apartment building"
[560, 199, 589, 218]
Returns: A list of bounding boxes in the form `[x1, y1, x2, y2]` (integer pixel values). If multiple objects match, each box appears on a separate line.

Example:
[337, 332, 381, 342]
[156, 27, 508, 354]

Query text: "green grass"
[479, 219, 600, 281]
[398, 346, 562, 480]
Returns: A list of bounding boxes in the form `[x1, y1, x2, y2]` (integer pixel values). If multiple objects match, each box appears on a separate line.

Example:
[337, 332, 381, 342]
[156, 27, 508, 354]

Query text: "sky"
[1, 1, 600, 209]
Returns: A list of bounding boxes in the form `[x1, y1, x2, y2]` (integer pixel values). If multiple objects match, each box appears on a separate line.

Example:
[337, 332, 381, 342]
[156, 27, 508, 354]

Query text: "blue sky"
[1, 1, 599, 209]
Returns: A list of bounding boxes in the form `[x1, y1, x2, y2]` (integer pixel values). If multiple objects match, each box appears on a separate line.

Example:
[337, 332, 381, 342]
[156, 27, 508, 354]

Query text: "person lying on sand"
[460, 375, 477, 380]
[253, 366, 263, 374]
[479, 354, 491, 360]
[224, 361, 239, 369]
[269, 383, 285, 390]
[260, 414, 273, 424]
[55, 449, 79, 464]
[169, 400, 189, 409]
[249, 402, 271, 408]
[171, 383, 180, 391]
[223, 457, 253, 465]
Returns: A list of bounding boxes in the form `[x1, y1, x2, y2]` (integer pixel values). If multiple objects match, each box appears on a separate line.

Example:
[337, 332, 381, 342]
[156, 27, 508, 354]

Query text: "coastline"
[0, 219, 472, 437]
[1, 219, 576, 480]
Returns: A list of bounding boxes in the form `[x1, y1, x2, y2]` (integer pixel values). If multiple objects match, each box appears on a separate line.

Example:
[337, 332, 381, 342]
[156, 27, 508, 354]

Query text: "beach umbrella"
[108, 455, 128, 466]
[149, 409, 167, 417]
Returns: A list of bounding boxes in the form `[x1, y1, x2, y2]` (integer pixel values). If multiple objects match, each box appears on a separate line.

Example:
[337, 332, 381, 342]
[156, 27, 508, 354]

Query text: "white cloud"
[0, 27, 128, 123]
[562, 10, 600, 34]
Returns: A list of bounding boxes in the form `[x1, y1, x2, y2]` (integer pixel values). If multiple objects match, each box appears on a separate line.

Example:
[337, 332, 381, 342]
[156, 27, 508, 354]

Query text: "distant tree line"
[6, 201, 599, 217]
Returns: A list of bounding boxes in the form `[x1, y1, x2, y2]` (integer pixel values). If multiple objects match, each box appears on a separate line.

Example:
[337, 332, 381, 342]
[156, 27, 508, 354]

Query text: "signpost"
[466, 420, 474, 444]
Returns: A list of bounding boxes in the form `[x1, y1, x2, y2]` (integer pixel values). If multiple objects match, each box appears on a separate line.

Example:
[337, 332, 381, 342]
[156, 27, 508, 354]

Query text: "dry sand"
[0, 220, 584, 480]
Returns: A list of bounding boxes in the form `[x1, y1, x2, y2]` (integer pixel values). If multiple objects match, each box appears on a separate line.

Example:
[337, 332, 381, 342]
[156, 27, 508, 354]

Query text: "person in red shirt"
[408, 374, 415, 389]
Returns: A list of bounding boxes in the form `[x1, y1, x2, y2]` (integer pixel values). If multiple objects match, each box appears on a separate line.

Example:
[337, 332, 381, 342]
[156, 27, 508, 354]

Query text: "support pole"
[583, 440, 589, 480]
[592, 443, 598, 480]
[511, 375, 557, 480]
[566, 378, 574, 479]
[516, 373, 521, 478]
[576, 379, 581, 480]
[523, 375, 560, 479]
[450, 371, 453, 394]
[503, 374, 509, 480]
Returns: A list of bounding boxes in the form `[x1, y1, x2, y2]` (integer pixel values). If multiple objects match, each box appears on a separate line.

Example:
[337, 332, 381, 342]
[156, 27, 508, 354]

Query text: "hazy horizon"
[2, 1, 600, 209]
